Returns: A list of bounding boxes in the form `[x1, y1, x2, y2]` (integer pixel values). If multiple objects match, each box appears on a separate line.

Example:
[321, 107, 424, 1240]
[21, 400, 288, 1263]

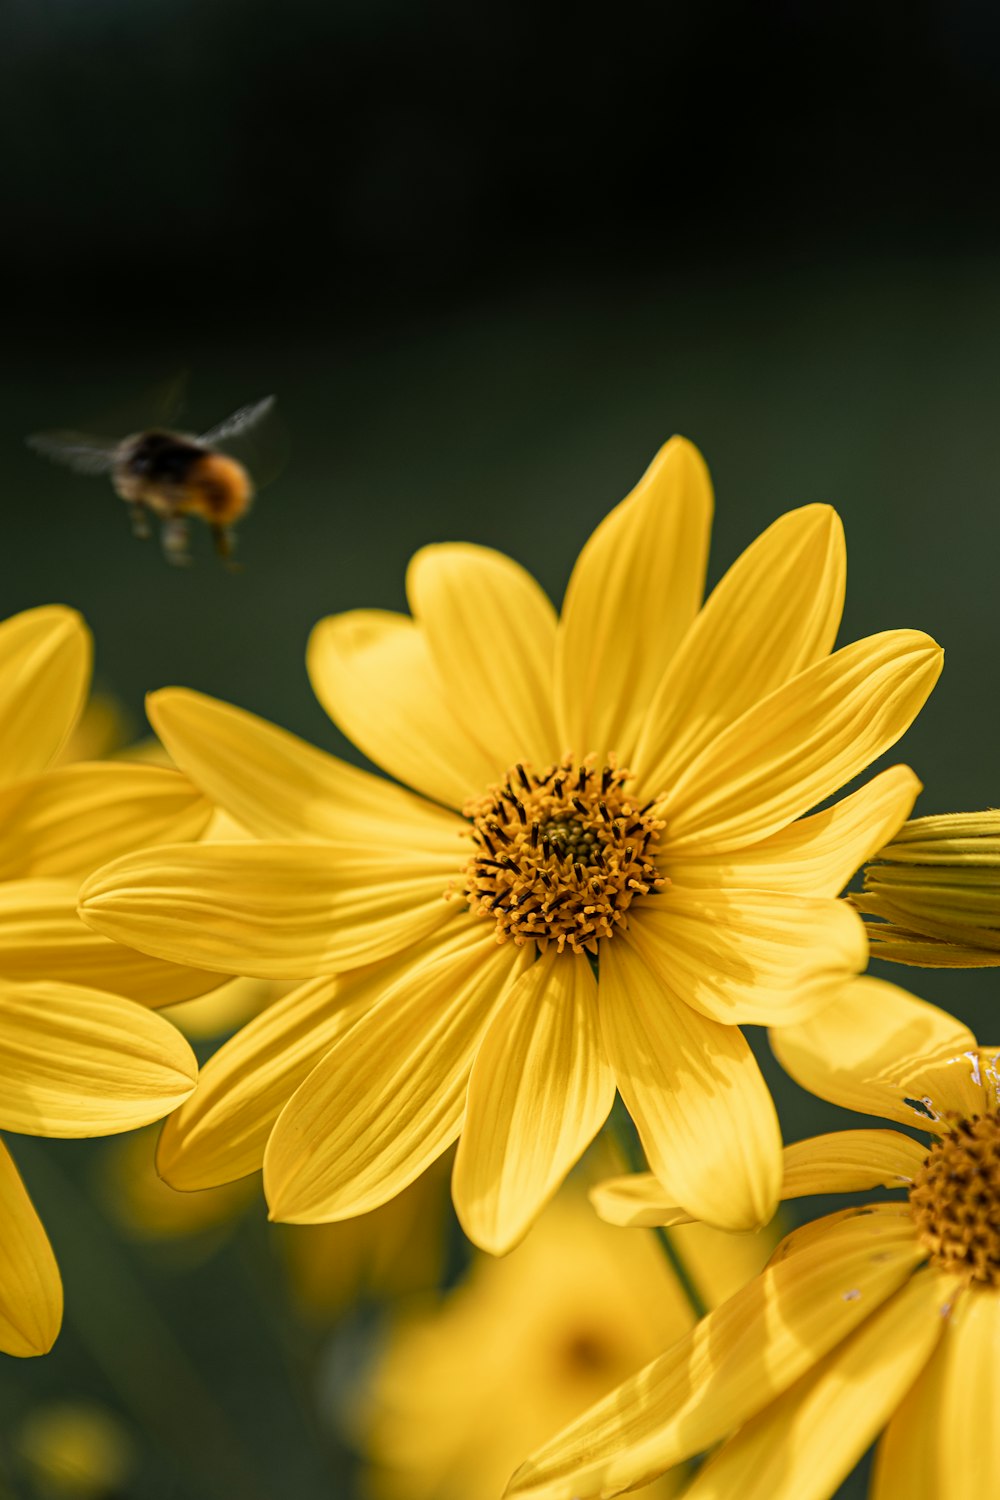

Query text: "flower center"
[909, 1112, 1000, 1287]
[460, 756, 666, 954]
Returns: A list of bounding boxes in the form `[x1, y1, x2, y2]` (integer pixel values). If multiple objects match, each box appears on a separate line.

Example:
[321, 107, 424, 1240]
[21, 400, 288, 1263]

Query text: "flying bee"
[27, 395, 276, 567]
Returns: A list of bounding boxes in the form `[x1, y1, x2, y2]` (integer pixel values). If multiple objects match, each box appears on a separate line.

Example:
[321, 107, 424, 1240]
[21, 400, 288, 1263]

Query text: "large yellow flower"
[0, 606, 215, 1357]
[78, 439, 939, 1250]
[508, 977, 1000, 1500]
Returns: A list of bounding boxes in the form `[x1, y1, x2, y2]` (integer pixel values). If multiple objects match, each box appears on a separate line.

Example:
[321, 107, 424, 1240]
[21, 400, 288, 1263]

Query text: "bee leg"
[161, 518, 193, 567]
[212, 524, 243, 573]
[129, 502, 151, 540]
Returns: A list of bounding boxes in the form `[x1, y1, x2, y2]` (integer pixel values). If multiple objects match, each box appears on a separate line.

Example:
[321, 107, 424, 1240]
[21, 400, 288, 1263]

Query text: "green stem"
[604, 1102, 709, 1322]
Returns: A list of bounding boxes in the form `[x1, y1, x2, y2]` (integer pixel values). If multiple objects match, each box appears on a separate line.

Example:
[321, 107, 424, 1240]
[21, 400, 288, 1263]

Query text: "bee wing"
[199, 396, 276, 449]
[26, 430, 118, 475]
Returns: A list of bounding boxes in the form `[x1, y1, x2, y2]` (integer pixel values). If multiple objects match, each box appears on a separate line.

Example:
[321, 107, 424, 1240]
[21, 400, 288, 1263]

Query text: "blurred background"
[4, 1, 1000, 1495]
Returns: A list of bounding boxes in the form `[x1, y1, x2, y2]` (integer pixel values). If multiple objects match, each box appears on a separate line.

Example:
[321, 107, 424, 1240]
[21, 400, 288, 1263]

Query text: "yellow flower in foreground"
[0, 606, 217, 1356]
[354, 1181, 775, 1500]
[858, 810, 1000, 966]
[78, 439, 939, 1249]
[509, 976, 1000, 1500]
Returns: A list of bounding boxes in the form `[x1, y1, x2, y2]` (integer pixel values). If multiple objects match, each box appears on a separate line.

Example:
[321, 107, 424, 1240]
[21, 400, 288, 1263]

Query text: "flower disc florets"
[910, 1112, 1000, 1287]
[461, 756, 666, 954]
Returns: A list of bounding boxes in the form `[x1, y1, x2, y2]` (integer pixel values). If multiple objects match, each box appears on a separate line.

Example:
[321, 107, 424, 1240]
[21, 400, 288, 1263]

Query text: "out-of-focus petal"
[0, 1138, 62, 1356]
[0, 606, 91, 785]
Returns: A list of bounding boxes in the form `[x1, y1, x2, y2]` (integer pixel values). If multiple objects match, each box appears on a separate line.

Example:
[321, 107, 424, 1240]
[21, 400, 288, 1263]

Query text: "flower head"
[858, 809, 1000, 965]
[512, 976, 1000, 1500]
[78, 439, 940, 1251]
[0, 606, 218, 1356]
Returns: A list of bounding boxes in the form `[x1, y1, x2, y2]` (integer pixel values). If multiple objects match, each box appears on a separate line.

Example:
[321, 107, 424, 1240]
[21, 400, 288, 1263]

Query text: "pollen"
[909, 1112, 1000, 1287]
[460, 756, 666, 954]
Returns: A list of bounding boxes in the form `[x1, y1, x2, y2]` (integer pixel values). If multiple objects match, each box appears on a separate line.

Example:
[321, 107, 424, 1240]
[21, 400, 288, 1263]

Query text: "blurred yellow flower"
[0, 606, 220, 1356]
[280, 1152, 451, 1322]
[102, 1120, 449, 1316]
[354, 1180, 775, 1500]
[14, 1401, 134, 1499]
[79, 440, 939, 1249]
[509, 976, 1000, 1500]
[857, 810, 1000, 965]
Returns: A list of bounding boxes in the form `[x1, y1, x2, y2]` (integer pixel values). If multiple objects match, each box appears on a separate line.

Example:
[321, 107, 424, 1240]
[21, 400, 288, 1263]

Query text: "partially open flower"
[857, 810, 1000, 966]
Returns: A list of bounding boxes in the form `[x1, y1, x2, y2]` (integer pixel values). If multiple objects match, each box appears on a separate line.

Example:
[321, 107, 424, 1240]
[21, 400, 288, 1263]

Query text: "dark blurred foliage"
[3, 0, 1000, 345]
[4, 4, 1000, 1497]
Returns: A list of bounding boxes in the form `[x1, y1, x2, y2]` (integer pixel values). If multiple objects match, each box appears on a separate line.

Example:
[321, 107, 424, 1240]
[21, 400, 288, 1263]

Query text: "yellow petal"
[0, 878, 223, 1006]
[780, 1129, 928, 1196]
[0, 978, 196, 1136]
[264, 925, 532, 1222]
[598, 941, 782, 1230]
[554, 437, 713, 761]
[870, 1313, 950, 1500]
[667, 766, 922, 896]
[636, 505, 845, 795]
[664, 632, 942, 855]
[627, 888, 867, 1026]
[682, 1266, 952, 1500]
[453, 951, 615, 1254]
[308, 610, 502, 807]
[79, 840, 459, 978]
[0, 1138, 62, 1356]
[936, 1287, 1000, 1496]
[771, 975, 985, 1132]
[0, 606, 91, 785]
[505, 1209, 924, 1499]
[589, 1174, 697, 1229]
[407, 544, 559, 770]
[158, 925, 468, 1190]
[769, 1203, 913, 1267]
[592, 1129, 923, 1228]
[0, 763, 211, 881]
[147, 688, 463, 851]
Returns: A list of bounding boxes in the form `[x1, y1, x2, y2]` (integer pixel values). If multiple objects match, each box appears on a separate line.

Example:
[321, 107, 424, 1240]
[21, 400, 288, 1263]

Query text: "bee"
[27, 395, 276, 567]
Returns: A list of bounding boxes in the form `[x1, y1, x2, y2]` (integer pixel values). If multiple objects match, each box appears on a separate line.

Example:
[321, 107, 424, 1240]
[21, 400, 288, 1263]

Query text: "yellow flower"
[509, 976, 1000, 1500]
[78, 439, 939, 1250]
[353, 1178, 775, 1500]
[0, 606, 217, 1357]
[857, 810, 1000, 965]
[14, 1400, 135, 1499]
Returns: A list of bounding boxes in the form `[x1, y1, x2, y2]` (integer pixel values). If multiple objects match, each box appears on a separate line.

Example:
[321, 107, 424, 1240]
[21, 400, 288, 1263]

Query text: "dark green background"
[3, 2, 1000, 1495]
